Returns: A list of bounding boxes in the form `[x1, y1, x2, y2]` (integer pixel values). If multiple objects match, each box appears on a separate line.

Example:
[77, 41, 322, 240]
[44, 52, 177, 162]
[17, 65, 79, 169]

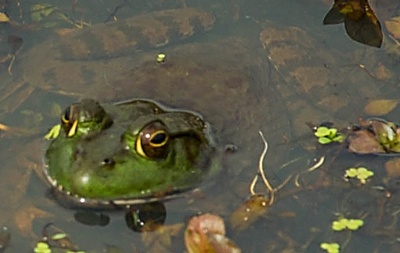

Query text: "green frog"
[44, 98, 216, 208]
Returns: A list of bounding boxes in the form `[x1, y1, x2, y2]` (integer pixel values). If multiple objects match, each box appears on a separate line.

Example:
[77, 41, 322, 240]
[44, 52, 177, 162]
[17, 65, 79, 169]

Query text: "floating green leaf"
[356, 168, 374, 184]
[44, 124, 61, 140]
[346, 219, 364, 230]
[34, 241, 51, 253]
[332, 218, 348, 231]
[318, 136, 333, 144]
[314, 126, 344, 144]
[345, 168, 358, 178]
[315, 126, 331, 137]
[332, 218, 364, 231]
[320, 242, 340, 253]
[51, 232, 67, 240]
[345, 167, 374, 184]
[332, 135, 345, 142]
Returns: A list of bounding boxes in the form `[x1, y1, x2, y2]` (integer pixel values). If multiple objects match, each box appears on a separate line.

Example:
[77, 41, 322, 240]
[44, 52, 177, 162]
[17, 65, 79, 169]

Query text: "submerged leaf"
[185, 213, 241, 253]
[31, 4, 57, 22]
[348, 129, 385, 154]
[364, 99, 398, 116]
[230, 194, 269, 231]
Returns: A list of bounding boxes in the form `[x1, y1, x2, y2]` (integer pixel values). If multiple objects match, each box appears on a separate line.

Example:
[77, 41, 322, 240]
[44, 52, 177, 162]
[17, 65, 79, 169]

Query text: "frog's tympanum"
[44, 99, 216, 208]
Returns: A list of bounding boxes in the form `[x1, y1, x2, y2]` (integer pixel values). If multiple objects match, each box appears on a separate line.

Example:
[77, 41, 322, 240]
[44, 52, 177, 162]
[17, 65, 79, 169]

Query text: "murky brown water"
[1, 0, 400, 252]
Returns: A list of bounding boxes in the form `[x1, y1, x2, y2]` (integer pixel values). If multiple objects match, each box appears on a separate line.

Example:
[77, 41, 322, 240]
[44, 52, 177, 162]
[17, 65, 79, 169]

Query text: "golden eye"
[136, 122, 170, 159]
[60, 100, 112, 138]
[61, 105, 79, 137]
[61, 106, 72, 124]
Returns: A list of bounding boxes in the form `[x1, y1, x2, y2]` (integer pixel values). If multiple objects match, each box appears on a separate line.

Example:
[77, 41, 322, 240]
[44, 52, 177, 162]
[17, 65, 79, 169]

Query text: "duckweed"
[332, 218, 364, 231]
[320, 242, 340, 253]
[314, 126, 344, 144]
[44, 124, 61, 140]
[345, 167, 374, 184]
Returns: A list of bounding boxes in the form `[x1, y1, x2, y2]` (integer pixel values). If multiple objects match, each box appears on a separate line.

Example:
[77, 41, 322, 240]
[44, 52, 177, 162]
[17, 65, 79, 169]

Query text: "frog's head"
[44, 99, 216, 208]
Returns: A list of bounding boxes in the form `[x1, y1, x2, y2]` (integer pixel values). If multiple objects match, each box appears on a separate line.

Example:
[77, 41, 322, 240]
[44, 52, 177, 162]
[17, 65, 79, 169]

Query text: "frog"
[44, 98, 217, 208]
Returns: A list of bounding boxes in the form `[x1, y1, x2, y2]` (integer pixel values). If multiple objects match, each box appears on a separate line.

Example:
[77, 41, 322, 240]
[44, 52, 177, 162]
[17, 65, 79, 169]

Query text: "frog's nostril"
[102, 158, 115, 166]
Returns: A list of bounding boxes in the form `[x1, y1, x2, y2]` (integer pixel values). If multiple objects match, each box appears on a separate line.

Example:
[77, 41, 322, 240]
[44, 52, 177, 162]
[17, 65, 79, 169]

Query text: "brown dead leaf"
[348, 130, 385, 154]
[185, 213, 241, 253]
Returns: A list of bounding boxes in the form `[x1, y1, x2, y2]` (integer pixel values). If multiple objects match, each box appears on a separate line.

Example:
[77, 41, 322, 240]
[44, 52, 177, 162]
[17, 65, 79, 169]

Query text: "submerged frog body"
[25, 7, 384, 210]
[45, 99, 216, 208]
[8, 4, 392, 214]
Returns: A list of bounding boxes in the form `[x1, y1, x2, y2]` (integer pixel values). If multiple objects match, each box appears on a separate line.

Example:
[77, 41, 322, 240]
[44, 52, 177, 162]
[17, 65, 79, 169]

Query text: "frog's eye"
[61, 107, 71, 124]
[61, 106, 78, 137]
[136, 121, 170, 159]
[60, 100, 112, 138]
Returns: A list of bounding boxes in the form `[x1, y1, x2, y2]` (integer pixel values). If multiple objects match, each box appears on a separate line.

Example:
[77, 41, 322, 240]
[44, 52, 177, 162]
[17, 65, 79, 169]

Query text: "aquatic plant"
[44, 124, 61, 140]
[345, 167, 374, 184]
[332, 217, 364, 231]
[320, 242, 340, 253]
[314, 126, 344, 144]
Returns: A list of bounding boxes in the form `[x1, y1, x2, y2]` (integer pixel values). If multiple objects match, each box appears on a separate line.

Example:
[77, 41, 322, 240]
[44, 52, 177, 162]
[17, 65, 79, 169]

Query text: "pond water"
[1, 0, 400, 252]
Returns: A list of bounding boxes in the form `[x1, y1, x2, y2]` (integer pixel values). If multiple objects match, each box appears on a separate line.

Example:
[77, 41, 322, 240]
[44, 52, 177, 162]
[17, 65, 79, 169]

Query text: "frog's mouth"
[42, 161, 186, 210]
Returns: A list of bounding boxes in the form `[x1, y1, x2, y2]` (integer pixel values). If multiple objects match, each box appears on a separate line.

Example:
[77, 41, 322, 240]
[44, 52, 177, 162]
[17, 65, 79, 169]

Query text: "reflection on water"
[0, 0, 400, 252]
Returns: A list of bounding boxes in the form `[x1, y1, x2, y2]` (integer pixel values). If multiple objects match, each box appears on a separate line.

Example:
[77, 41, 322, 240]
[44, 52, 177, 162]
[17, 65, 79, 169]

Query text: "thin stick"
[249, 175, 258, 195]
[307, 156, 325, 172]
[258, 131, 275, 205]
[7, 54, 15, 75]
[295, 156, 325, 187]
[275, 174, 293, 191]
